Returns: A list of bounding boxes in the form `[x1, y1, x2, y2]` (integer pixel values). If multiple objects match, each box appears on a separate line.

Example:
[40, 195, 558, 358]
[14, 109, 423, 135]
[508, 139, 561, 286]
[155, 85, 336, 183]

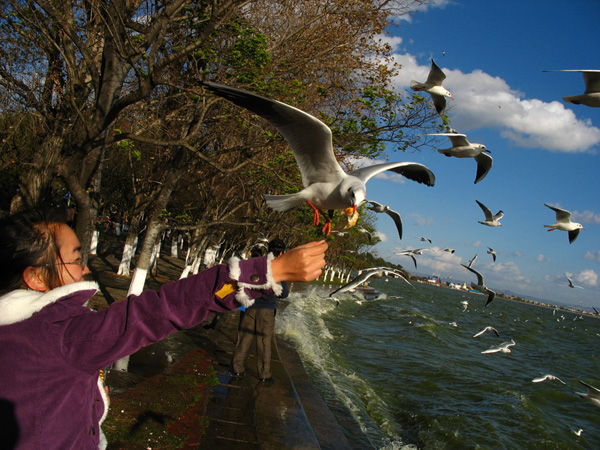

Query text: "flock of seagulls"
[199, 55, 598, 444]
[470, 320, 599, 435]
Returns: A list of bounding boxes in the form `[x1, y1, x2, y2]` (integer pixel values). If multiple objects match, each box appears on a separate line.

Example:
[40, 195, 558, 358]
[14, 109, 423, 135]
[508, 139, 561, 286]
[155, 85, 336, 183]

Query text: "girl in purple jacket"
[0, 207, 327, 449]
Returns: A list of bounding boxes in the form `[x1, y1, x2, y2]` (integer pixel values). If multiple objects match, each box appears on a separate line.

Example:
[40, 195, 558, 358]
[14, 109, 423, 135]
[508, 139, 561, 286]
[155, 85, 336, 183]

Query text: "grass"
[102, 350, 218, 449]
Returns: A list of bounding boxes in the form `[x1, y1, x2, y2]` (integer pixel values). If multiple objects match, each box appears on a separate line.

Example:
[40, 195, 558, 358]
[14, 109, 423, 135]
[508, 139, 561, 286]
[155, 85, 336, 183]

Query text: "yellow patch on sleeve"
[215, 282, 237, 299]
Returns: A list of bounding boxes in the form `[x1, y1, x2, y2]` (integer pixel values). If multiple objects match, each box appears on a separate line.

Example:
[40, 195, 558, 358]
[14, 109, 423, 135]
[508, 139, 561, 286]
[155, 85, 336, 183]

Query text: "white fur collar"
[0, 281, 99, 326]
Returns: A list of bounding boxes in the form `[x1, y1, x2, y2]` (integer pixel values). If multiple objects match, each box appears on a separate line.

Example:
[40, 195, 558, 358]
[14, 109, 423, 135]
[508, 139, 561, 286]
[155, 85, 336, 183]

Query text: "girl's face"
[55, 224, 90, 287]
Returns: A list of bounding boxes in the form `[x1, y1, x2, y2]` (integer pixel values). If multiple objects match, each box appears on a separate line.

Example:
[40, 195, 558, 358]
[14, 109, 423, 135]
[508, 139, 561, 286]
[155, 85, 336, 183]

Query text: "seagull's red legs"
[307, 201, 321, 226]
[307, 201, 331, 235]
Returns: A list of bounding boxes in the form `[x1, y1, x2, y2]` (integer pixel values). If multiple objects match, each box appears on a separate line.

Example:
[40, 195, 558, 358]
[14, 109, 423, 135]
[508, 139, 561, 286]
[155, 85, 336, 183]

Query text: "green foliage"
[223, 23, 272, 84]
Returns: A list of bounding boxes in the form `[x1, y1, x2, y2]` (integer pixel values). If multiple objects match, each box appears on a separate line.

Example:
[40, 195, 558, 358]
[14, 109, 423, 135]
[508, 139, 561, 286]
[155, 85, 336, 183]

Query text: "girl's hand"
[271, 241, 328, 282]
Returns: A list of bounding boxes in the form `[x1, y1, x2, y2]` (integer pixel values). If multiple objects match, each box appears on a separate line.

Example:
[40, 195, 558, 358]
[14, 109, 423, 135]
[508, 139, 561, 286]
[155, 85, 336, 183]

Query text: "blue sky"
[362, 0, 600, 309]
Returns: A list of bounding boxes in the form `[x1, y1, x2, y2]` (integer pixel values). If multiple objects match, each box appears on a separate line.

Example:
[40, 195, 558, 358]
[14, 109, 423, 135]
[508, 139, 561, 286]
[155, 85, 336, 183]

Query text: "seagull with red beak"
[203, 82, 435, 235]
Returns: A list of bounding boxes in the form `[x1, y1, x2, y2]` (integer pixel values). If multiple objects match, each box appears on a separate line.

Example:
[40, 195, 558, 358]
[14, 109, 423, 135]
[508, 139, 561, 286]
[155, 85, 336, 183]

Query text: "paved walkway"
[88, 242, 352, 450]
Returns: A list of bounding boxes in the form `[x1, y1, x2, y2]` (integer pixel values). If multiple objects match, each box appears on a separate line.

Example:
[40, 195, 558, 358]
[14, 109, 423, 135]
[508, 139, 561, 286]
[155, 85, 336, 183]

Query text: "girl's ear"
[23, 266, 48, 292]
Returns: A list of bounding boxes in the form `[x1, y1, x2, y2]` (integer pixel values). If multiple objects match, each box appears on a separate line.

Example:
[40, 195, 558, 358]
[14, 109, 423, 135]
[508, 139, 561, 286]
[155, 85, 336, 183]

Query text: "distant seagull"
[396, 248, 426, 269]
[473, 326, 500, 338]
[329, 267, 411, 297]
[443, 248, 455, 254]
[476, 200, 503, 227]
[481, 338, 515, 354]
[532, 374, 566, 384]
[544, 204, 584, 244]
[202, 82, 435, 235]
[467, 254, 478, 268]
[429, 131, 493, 184]
[410, 59, 453, 115]
[420, 236, 432, 243]
[564, 273, 583, 289]
[576, 380, 600, 407]
[330, 230, 349, 238]
[367, 201, 404, 240]
[487, 247, 497, 262]
[356, 226, 373, 243]
[568, 427, 584, 437]
[544, 70, 600, 107]
[461, 264, 496, 306]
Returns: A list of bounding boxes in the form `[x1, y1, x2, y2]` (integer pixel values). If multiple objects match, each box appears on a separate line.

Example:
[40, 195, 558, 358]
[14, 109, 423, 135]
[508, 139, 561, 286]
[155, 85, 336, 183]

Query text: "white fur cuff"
[228, 254, 283, 307]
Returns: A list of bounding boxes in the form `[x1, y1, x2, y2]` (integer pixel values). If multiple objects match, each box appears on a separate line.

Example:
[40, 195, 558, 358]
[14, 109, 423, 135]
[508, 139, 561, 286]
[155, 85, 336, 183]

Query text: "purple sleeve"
[52, 256, 282, 370]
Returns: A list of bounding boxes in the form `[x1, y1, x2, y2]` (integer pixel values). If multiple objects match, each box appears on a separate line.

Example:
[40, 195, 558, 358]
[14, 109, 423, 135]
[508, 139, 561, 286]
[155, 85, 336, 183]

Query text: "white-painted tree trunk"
[179, 261, 193, 279]
[191, 256, 202, 275]
[170, 237, 178, 258]
[117, 242, 135, 276]
[203, 247, 217, 268]
[150, 242, 160, 274]
[89, 230, 99, 255]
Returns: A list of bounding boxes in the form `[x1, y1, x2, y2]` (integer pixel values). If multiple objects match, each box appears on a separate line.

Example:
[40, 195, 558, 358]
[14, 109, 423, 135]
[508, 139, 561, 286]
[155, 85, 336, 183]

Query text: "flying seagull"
[544, 204, 584, 244]
[543, 70, 600, 107]
[366, 200, 403, 240]
[576, 380, 600, 407]
[467, 254, 478, 268]
[461, 264, 496, 306]
[487, 247, 497, 262]
[473, 326, 500, 338]
[564, 273, 583, 289]
[481, 338, 515, 354]
[396, 248, 426, 269]
[420, 236, 432, 243]
[410, 59, 453, 115]
[329, 267, 411, 297]
[443, 248, 455, 254]
[532, 374, 566, 384]
[428, 131, 493, 184]
[203, 82, 435, 235]
[476, 200, 503, 227]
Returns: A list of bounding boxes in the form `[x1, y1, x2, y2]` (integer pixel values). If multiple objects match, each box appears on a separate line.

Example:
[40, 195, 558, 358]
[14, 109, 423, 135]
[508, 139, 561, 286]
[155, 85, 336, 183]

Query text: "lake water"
[276, 279, 600, 450]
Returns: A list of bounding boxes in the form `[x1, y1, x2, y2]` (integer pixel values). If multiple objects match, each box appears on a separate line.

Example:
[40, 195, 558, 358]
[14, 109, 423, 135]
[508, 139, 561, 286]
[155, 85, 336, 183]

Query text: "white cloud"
[409, 212, 433, 226]
[575, 269, 598, 287]
[373, 230, 388, 243]
[584, 250, 600, 262]
[536, 254, 549, 263]
[391, 0, 453, 23]
[383, 51, 600, 153]
[486, 261, 527, 284]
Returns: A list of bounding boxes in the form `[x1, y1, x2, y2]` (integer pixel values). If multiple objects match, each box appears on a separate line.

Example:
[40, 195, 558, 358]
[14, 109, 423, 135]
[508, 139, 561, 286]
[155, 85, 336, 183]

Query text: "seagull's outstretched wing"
[383, 208, 403, 241]
[461, 264, 485, 286]
[476, 200, 493, 221]
[203, 82, 346, 187]
[545, 203, 572, 223]
[350, 162, 435, 187]
[474, 153, 493, 184]
[427, 59, 447, 85]
[329, 271, 379, 297]
[429, 132, 471, 148]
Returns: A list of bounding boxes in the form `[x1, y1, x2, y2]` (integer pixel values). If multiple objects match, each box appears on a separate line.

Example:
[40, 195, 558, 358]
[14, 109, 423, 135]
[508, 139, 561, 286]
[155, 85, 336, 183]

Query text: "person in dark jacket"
[0, 207, 327, 449]
[231, 239, 289, 382]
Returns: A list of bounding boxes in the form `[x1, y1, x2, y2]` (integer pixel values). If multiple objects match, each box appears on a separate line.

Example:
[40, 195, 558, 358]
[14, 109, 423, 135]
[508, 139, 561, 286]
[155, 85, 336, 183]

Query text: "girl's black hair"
[0, 205, 68, 293]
